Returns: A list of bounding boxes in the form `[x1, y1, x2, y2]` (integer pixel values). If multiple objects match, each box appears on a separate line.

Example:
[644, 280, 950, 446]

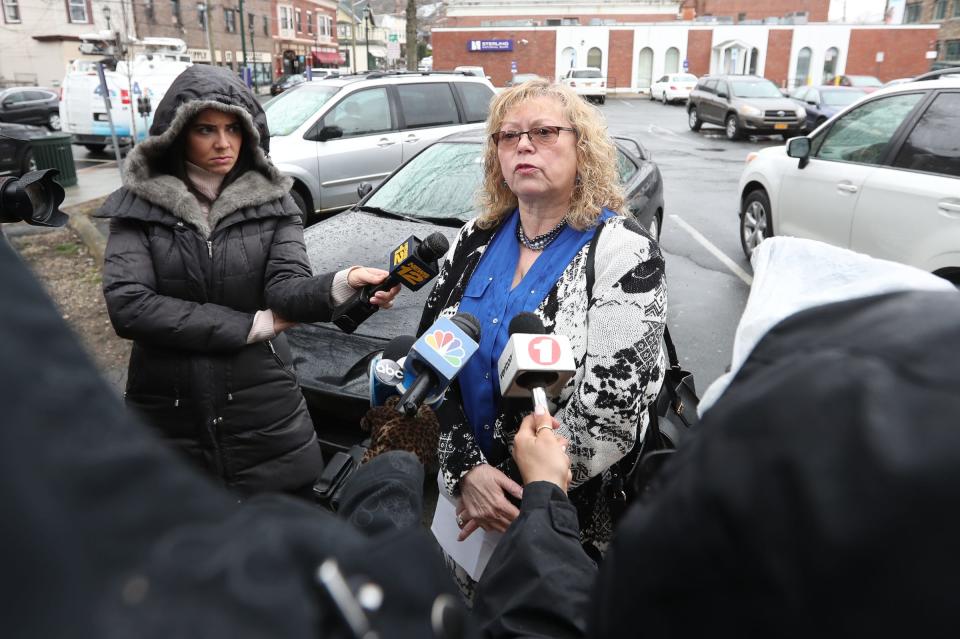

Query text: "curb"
[68, 211, 106, 266]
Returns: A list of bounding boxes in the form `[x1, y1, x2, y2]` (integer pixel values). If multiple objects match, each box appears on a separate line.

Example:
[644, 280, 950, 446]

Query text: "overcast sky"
[827, 0, 891, 22]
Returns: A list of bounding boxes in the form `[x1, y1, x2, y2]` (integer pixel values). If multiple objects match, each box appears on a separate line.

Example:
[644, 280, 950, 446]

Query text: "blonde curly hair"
[477, 79, 625, 231]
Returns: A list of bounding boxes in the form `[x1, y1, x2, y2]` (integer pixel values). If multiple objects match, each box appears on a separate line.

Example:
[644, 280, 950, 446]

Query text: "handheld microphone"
[396, 313, 481, 416]
[368, 334, 417, 408]
[332, 233, 450, 334]
[497, 312, 576, 413]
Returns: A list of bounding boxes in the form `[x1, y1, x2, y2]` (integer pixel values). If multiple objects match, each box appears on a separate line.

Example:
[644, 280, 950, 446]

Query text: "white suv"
[561, 68, 607, 104]
[265, 72, 496, 221]
[737, 69, 960, 283]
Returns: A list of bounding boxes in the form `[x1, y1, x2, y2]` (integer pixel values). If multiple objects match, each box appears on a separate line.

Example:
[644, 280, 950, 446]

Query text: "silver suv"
[264, 72, 496, 221]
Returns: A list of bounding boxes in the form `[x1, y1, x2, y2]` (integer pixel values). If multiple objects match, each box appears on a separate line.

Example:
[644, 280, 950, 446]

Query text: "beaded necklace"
[516, 217, 568, 252]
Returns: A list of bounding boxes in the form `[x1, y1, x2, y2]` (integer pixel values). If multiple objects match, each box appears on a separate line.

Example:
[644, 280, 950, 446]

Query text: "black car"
[0, 123, 47, 176]
[270, 73, 306, 96]
[287, 129, 665, 450]
[0, 87, 61, 131]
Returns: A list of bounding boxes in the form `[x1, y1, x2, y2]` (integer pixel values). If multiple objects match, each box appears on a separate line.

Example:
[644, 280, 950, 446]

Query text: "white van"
[60, 36, 191, 152]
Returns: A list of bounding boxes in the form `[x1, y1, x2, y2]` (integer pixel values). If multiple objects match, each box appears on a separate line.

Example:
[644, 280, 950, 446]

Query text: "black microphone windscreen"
[451, 312, 481, 341]
[508, 312, 545, 336]
[383, 335, 417, 361]
[419, 233, 450, 262]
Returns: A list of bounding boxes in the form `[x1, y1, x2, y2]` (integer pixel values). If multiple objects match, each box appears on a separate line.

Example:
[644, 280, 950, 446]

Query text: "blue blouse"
[456, 208, 615, 456]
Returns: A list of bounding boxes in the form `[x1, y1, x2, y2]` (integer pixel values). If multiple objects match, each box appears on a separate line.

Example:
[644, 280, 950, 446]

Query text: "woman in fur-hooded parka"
[98, 66, 395, 495]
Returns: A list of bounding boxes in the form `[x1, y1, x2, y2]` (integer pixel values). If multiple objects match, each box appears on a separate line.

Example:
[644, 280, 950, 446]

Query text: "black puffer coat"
[99, 66, 331, 494]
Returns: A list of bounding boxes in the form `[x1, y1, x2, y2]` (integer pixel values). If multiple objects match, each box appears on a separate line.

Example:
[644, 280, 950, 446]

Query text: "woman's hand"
[456, 464, 524, 541]
[513, 407, 572, 492]
[273, 312, 298, 334]
[347, 267, 402, 309]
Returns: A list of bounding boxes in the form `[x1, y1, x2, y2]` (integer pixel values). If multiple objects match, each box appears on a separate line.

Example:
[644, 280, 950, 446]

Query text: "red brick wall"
[847, 28, 939, 82]
[441, 14, 678, 27]
[686, 29, 713, 77]
[693, 0, 829, 21]
[607, 30, 634, 90]
[764, 29, 794, 87]
[432, 30, 558, 87]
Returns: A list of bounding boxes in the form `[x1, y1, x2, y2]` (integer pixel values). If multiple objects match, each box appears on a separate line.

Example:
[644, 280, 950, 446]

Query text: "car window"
[454, 82, 494, 123]
[396, 83, 459, 129]
[813, 92, 924, 165]
[616, 148, 637, 183]
[790, 87, 809, 101]
[716, 81, 729, 97]
[3, 91, 26, 104]
[729, 79, 782, 98]
[702, 80, 717, 94]
[326, 87, 393, 137]
[892, 92, 960, 178]
[678, 74, 697, 82]
[24, 91, 49, 101]
[572, 69, 602, 78]
[820, 89, 866, 107]
[657, 75, 668, 83]
[264, 85, 339, 136]
[365, 142, 482, 221]
[806, 90, 820, 104]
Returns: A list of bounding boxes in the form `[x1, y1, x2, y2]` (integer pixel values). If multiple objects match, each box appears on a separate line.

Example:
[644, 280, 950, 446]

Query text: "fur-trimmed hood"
[103, 65, 293, 238]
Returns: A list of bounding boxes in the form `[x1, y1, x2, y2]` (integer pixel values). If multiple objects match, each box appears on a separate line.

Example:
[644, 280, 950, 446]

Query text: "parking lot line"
[617, 99, 634, 107]
[670, 214, 753, 286]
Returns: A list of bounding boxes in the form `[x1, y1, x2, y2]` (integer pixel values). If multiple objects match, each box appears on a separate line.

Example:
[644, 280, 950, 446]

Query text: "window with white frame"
[67, 0, 89, 23]
[306, 10, 312, 34]
[278, 5, 292, 37]
[224, 8, 236, 32]
[319, 15, 332, 38]
[295, 8, 301, 32]
[3, 0, 21, 22]
[338, 23, 351, 39]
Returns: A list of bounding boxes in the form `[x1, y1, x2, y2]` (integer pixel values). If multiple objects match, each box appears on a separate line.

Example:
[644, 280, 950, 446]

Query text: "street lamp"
[363, 6, 372, 71]
[102, 5, 111, 32]
[197, 2, 216, 66]
[249, 17, 257, 93]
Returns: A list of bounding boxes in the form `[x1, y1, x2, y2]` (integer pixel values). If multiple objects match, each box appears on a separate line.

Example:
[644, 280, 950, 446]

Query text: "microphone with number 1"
[497, 312, 576, 413]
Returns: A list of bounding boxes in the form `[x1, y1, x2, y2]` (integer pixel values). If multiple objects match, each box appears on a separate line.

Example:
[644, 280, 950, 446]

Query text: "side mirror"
[806, 99, 817, 106]
[786, 137, 811, 168]
[717, 91, 728, 99]
[357, 182, 372, 199]
[316, 125, 343, 142]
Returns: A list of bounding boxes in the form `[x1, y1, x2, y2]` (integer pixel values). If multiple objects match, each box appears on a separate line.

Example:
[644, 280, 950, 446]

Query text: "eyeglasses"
[491, 126, 578, 148]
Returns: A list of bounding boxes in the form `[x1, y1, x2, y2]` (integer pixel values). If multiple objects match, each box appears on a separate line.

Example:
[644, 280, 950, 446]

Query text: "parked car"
[561, 67, 607, 104]
[270, 73, 306, 96]
[650, 73, 698, 104]
[264, 71, 496, 222]
[828, 74, 883, 93]
[0, 123, 46, 175]
[0, 87, 61, 131]
[286, 129, 664, 450]
[505, 73, 543, 87]
[688, 75, 806, 141]
[454, 65, 488, 80]
[418, 56, 433, 72]
[787, 85, 867, 131]
[737, 71, 960, 283]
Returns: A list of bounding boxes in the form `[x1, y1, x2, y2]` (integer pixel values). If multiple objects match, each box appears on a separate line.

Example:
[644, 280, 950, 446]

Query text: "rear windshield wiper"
[422, 215, 469, 228]
[356, 205, 424, 224]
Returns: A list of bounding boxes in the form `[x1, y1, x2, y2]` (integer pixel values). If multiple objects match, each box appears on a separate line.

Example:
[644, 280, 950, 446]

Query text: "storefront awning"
[312, 50, 344, 66]
[367, 45, 388, 59]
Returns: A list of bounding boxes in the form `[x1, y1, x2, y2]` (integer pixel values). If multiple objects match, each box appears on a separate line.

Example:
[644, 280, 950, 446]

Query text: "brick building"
[433, 23, 940, 90]
[902, 0, 960, 66]
[273, 0, 339, 76]
[440, 0, 682, 27]
[680, 0, 831, 22]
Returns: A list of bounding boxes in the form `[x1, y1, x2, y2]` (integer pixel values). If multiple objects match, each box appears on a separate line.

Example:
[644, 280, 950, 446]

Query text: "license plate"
[94, 113, 108, 121]
[585, 82, 595, 87]
[774, 123, 788, 130]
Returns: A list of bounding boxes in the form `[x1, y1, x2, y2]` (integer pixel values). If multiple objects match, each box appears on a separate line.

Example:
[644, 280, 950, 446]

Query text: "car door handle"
[836, 182, 859, 194]
[376, 139, 396, 147]
[938, 200, 960, 217]
[404, 135, 420, 143]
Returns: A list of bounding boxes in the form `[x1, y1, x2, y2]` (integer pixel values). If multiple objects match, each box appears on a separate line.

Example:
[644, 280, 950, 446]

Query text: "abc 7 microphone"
[331, 233, 450, 334]
[497, 312, 576, 413]
[368, 334, 416, 408]
[396, 313, 481, 417]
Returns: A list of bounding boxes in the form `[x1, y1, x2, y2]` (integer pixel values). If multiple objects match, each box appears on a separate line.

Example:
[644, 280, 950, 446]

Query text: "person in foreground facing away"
[418, 78, 667, 594]
[98, 65, 400, 497]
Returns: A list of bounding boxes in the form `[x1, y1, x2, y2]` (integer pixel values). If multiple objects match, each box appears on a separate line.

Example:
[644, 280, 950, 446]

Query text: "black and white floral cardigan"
[419, 212, 667, 557]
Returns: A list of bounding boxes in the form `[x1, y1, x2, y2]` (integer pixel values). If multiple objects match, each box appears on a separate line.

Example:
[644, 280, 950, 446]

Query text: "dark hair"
[161, 110, 255, 193]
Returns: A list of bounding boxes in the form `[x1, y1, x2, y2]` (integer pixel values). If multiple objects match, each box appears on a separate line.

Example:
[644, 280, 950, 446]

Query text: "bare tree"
[405, 0, 417, 71]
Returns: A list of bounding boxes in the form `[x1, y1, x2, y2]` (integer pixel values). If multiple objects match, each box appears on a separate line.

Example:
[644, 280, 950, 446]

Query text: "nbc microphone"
[369, 334, 417, 408]
[332, 233, 450, 334]
[497, 312, 576, 413]
[396, 313, 481, 416]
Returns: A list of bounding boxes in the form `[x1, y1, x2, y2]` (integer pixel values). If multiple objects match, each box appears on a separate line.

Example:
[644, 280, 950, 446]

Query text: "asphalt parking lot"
[600, 96, 783, 388]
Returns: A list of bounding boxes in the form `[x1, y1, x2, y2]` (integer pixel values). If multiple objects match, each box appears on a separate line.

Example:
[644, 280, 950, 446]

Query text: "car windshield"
[264, 85, 339, 136]
[730, 79, 783, 98]
[848, 75, 882, 87]
[821, 89, 866, 106]
[572, 69, 602, 78]
[365, 142, 482, 222]
[676, 74, 697, 82]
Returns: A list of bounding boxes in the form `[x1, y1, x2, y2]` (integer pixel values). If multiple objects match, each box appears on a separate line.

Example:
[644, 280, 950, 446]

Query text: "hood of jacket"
[112, 65, 293, 238]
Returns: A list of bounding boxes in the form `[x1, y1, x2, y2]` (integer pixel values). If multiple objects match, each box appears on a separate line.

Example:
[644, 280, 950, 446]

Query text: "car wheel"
[47, 112, 61, 131]
[725, 114, 743, 141]
[20, 148, 36, 175]
[661, 92, 668, 105]
[688, 107, 702, 131]
[84, 144, 106, 153]
[649, 212, 662, 240]
[649, 90, 654, 101]
[740, 189, 773, 258]
[598, 96, 605, 105]
[289, 187, 310, 225]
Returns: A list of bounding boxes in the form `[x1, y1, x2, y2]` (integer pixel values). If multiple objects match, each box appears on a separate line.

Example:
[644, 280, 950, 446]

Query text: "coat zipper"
[207, 240, 213, 258]
[267, 340, 298, 381]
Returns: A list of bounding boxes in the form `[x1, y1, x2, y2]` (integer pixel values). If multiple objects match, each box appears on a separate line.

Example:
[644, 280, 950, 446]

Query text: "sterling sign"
[467, 39, 513, 52]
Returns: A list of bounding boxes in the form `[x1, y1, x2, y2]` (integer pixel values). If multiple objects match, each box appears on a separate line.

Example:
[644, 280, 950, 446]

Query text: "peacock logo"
[425, 330, 466, 367]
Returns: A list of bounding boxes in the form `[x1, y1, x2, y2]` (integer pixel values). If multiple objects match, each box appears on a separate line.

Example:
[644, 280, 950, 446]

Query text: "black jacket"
[99, 65, 333, 493]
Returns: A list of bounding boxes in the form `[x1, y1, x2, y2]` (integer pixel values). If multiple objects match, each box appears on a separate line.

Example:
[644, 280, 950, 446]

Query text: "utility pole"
[199, 2, 216, 66]
[249, 17, 257, 92]
[405, 0, 416, 71]
[239, 0, 248, 71]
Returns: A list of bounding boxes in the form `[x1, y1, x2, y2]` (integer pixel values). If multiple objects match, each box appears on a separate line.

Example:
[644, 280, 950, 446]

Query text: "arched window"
[587, 47, 602, 69]
[795, 47, 812, 87]
[665, 47, 680, 74]
[636, 47, 654, 89]
[561, 47, 577, 73]
[822, 47, 839, 84]
[749, 47, 760, 75]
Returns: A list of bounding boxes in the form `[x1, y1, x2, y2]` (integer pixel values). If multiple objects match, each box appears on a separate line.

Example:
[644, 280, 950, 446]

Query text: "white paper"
[430, 472, 503, 581]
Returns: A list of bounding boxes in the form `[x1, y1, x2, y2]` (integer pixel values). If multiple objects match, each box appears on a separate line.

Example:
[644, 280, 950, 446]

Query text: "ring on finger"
[535, 425, 555, 436]
[456, 513, 465, 529]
